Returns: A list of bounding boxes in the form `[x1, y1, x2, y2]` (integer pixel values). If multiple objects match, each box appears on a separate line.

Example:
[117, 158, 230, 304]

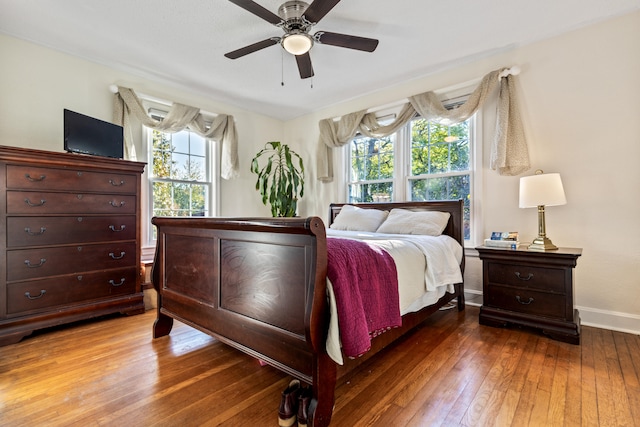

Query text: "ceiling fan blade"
[295, 52, 314, 79]
[224, 38, 280, 59]
[228, 0, 282, 25]
[315, 31, 379, 52]
[303, 0, 341, 24]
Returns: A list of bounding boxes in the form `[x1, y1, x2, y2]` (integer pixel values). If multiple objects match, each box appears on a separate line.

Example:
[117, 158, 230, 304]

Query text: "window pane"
[350, 136, 394, 182]
[410, 175, 470, 240]
[172, 183, 190, 210]
[171, 153, 189, 180]
[152, 182, 172, 210]
[172, 131, 189, 154]
[348, 182, 393, 203]
[152, 181, 209, 218]
[411, 119, 470, 176]
[190, 134, 206, 157]
[152, 130, 173, 179]
[189, 156, 206, 181]
[449, 137, 470, 172]
[191, 184, 207, 215]
[410, 175, 469, 201]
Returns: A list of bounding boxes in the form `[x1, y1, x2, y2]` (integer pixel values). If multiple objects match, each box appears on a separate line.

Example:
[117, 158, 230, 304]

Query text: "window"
[349, 134, 395, 202]
[147, 127, 214, 241]
[347, 112, 477, 244]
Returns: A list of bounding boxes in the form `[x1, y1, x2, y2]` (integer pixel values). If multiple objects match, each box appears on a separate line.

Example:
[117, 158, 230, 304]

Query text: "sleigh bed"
[151, 200, 465, 426]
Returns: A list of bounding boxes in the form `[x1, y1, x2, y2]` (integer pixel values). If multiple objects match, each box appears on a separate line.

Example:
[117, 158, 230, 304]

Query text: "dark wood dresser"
[477, 245, 582, 344]
[0, 145, 146, 345]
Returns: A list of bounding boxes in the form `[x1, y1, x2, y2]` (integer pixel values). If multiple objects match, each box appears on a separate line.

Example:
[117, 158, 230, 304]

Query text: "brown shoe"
[278, 379, 301, 427]
[297, 386, 312, 427]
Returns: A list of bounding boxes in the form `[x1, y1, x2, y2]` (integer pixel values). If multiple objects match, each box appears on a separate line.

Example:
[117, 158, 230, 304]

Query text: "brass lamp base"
[527, 236, 559, 251]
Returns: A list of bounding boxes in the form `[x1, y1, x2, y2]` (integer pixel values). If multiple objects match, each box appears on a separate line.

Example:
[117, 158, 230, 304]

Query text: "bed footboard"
[151, 216, 336, 425]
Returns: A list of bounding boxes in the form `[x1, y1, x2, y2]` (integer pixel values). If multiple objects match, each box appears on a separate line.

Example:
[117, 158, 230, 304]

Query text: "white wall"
[0, 34, 280, 220]
[1, 11, 638, 334]
[286, 11, 640, 333]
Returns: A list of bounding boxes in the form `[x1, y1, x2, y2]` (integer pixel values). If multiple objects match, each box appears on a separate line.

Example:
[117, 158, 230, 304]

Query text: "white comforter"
[325, 229, 463, 364]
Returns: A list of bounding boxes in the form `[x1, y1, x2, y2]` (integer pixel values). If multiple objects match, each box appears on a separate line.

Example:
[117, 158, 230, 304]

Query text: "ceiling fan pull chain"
[281, 48, 285, 86]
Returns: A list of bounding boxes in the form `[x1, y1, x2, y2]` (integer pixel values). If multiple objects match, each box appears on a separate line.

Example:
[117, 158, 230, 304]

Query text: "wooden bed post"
[309, 353, 337, 427]
[151, 230, 174, 338]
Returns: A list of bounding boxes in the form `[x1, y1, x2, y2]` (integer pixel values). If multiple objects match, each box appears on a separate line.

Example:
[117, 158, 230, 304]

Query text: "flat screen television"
[64, 109, 124, 159]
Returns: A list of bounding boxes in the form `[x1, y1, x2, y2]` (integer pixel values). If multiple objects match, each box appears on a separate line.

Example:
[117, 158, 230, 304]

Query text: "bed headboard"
[328, 200, 465, 248]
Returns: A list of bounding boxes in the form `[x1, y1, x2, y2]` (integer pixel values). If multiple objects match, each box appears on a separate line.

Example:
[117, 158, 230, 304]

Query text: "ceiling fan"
[225, 0, 379, 79]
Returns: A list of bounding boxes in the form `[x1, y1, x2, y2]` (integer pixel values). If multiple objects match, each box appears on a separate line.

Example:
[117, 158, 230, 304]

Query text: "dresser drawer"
[7, 242, 137, 281]
[487, 262, 565, 293]
[485, 285, 566, 319]
[7, 216, 136, 247]
[7, 191, 136, 214]
[6, 165, 137, 194]
[6, 267, 138, 315]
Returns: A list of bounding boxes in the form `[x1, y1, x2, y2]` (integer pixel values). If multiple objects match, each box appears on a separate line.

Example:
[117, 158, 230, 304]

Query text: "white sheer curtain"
[113, 86, 239, 179]
[317, 67, 530, 181]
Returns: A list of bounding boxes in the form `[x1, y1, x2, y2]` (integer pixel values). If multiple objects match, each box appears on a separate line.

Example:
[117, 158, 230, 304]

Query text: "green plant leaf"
[250, 141, 304, 217]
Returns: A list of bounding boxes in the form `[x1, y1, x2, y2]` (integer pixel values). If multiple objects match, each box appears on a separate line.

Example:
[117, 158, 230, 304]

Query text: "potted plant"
[250, 141, 304, 217]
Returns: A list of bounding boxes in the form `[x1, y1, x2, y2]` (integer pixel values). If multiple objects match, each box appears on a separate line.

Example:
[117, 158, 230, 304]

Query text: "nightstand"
[476, 246, 582, 344]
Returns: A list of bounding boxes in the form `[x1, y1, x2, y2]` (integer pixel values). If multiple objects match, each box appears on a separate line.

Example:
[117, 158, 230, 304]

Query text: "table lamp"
[519, 170, 566, 251]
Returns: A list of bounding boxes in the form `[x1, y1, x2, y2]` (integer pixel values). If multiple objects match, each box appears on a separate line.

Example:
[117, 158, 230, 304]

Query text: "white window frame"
[143, 110, 220, 248]
[344, 98, 483, 247]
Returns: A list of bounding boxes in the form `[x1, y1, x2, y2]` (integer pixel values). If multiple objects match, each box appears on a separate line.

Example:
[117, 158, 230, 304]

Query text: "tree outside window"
[348, 134, 395, 202]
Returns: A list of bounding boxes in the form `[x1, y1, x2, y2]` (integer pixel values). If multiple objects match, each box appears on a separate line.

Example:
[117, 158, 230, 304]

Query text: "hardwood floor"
[1, 306, 639, 426]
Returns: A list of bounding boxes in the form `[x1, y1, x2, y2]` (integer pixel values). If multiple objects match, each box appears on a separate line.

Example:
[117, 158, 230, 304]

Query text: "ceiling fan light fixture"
[282, 32, 313, 55]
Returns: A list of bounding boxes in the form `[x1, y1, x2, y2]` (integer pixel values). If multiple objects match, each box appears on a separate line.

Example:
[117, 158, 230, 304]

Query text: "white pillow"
[329, 205, 388, 232]
[376, 208, 450, 236]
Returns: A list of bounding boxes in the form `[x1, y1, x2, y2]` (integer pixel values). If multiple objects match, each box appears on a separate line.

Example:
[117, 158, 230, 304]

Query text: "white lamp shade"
[519, 172, 567, 208]
[282, 33, 313, 55]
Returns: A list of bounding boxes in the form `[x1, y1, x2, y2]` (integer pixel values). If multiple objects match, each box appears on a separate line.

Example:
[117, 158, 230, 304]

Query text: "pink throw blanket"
[327, 237, 401, 358]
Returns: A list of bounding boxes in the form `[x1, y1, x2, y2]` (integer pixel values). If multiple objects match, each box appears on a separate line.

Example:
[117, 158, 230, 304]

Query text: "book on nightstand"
[484, 231, 519, 248]
[483, 238, 520, 248]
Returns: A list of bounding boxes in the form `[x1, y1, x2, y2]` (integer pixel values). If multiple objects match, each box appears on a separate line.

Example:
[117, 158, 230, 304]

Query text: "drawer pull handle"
[109, 251, 126, 260]
[109, 278, 126, 287]
[25, 290, 46, 300]
[109, 225, 126, 232]
[515, 272, 534, 281]
[109, 200, 126, 208]
[24, 198, 46, 207]
[516, 296, 534, 305]
[25, 258, 46, 268]
[109, 179, 125, 187]
[25, 173, 46, 182]
[25, 227, 46, 236]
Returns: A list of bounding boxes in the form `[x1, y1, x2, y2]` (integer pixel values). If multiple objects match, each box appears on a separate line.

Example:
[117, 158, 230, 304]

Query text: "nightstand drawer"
[487, 262, 565, 293]
[485, 285, 565, 319]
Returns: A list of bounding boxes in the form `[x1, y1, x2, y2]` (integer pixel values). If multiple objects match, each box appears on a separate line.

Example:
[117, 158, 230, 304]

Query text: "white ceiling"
[1, 0, 638, 120]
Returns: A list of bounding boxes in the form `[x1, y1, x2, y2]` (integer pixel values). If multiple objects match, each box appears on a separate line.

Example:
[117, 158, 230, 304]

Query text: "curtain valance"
[317, 68, 530, 181]
[113, 86, 239, 179]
